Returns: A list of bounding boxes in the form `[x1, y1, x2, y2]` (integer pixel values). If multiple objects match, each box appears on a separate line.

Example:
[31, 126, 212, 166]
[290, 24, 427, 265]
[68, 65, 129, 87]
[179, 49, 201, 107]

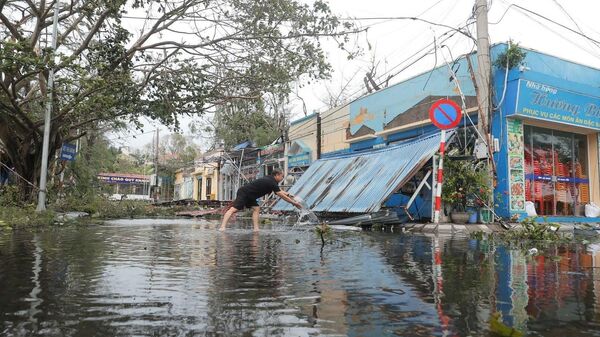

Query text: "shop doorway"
[524, 125, 590, 216]
[205, 178, 212, 200]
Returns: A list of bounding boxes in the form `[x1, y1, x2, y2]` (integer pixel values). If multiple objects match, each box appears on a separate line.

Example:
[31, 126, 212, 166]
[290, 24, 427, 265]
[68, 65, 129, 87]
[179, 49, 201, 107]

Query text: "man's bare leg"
[252, 206, 260, 231]
[219, 207, 238, 231]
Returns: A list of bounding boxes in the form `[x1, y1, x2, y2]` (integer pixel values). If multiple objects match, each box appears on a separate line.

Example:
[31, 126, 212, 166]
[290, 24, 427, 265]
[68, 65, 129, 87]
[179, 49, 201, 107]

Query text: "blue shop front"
[277, 43, 600, 222]
[492, 47, 600, 221]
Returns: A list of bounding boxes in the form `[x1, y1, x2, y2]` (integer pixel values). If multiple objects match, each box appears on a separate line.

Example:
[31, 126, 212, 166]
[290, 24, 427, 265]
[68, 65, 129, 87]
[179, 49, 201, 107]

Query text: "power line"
[491, 3, 600, 47]
[316, 23, 468, 123]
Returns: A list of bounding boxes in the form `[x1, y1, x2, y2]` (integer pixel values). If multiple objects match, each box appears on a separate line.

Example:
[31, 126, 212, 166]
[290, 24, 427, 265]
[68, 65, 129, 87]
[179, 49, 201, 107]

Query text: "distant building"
[97, 172, 151, 200]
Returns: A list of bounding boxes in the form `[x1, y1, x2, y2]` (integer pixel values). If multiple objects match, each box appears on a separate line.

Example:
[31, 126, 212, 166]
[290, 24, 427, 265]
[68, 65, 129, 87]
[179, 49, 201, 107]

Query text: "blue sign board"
[525, 174, 589, 184]
[288, 153, 311, 168]
[515, 79, 600, 129]
[60, 143, 77, 161]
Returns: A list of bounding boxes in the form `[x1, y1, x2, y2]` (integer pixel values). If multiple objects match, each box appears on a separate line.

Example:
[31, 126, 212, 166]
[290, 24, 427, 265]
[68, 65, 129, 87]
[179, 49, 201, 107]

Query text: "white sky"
[112, 0, 600, 150]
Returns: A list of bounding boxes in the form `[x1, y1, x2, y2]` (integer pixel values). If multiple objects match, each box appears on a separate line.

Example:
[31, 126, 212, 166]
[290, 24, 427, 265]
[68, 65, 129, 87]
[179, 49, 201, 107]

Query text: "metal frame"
[402, 170, 432, 221]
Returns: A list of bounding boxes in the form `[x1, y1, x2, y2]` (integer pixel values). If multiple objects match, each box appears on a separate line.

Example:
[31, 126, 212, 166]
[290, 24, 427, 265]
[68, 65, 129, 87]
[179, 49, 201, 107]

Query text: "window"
[524, 126, 589, 216]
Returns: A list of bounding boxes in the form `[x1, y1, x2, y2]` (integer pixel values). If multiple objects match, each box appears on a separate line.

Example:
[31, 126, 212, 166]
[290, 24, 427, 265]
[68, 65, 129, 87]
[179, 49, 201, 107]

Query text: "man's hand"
[276, 191, 303, 209]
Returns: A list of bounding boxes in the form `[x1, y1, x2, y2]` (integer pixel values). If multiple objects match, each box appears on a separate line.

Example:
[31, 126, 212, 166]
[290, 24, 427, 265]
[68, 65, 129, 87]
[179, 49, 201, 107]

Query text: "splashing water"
[293, 196, 319, 226]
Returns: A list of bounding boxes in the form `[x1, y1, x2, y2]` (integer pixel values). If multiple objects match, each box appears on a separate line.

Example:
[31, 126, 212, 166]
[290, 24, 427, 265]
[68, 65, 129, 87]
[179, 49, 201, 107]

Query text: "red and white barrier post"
[433, 129, 446, 223]
[429, 99, 461, 224]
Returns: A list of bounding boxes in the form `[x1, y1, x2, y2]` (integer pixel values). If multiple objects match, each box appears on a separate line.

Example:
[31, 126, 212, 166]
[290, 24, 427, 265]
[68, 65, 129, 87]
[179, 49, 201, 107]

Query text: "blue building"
[276, 43, 600, 222]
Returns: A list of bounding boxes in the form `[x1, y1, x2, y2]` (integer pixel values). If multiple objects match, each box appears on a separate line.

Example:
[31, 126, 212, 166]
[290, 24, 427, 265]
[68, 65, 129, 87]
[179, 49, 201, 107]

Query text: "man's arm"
[276, 190, 302, 208]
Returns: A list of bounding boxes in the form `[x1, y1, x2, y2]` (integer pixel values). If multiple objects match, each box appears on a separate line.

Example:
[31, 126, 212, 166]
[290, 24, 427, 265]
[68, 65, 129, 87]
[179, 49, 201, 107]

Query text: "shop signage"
[60, 143, 77, 161]
[98, 175, 149, 184]
[507, 119, 526, 212]
[515, 79, 600, 129]
[288, 153, 311, 168]
[429, 99, 462, 130]
[260, 144, 284, 156]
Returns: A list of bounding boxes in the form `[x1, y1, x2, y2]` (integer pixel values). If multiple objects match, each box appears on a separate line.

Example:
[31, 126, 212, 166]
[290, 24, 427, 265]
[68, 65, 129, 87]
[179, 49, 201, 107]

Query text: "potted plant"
[442, 159, 491, 224]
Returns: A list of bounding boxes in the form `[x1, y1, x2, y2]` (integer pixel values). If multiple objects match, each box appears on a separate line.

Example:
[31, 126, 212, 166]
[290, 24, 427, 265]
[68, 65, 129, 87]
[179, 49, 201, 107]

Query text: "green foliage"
[442, 159, 491, 211]
[315, 223, 332, 245]
[158, 133, 199, 175]
[0, 185, 24, 207]
[211, 100, 282, 148]
[469, 230, 486, 240]
[0, 206, 56, 229]
[54, 194, 179, 219]
[494, 40, 527, 69]
[1, 0, 358, 199]
[501, 217, 561, 241]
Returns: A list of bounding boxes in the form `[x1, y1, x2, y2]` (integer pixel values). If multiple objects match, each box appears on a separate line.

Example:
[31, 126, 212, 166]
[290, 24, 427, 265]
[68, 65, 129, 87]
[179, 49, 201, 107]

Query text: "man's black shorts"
[232, 189, 259, 210]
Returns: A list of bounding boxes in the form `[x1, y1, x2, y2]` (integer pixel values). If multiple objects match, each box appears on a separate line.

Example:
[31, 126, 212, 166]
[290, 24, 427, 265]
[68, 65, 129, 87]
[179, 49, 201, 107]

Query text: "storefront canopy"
[273, 131, 454, 213]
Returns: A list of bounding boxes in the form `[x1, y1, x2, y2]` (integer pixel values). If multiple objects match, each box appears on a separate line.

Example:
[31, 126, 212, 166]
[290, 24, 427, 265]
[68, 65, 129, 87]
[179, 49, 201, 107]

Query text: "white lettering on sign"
[525, 80, 557, 94]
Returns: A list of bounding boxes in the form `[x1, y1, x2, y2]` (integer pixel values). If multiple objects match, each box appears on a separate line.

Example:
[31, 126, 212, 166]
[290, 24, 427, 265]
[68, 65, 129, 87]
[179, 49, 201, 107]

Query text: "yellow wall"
[287, 114, 318, 161]
[174, 170, 185, 185]
[320, 105, 350, 154]
[193, 163, 220, 200]
[286, 106, 351, 167]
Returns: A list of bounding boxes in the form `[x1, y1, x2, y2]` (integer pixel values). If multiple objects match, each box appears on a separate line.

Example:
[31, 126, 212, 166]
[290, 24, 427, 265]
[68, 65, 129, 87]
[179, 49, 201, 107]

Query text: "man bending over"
[219, 169, 302, 231]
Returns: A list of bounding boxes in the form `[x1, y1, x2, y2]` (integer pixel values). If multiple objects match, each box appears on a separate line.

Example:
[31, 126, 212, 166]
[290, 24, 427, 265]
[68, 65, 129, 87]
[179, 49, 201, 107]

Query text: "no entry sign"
[429, 99, 462, 130]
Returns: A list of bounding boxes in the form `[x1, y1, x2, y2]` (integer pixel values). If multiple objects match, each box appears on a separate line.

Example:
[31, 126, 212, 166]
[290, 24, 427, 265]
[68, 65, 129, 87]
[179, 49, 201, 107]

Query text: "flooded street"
[1, 219, 600, 336]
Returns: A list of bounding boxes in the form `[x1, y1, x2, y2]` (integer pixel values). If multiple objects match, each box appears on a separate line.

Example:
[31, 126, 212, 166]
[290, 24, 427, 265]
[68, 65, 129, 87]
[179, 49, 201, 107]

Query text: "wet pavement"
[1, 219, 600, 336]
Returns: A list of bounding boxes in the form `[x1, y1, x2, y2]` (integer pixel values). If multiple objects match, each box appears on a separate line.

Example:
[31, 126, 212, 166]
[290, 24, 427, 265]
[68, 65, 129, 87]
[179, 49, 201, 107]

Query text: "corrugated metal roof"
[273, 131, 454, 213]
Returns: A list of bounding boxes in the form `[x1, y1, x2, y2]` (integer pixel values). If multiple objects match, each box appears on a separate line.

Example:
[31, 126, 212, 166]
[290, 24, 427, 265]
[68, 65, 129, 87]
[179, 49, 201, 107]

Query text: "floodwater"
[1, 219, 600, 336]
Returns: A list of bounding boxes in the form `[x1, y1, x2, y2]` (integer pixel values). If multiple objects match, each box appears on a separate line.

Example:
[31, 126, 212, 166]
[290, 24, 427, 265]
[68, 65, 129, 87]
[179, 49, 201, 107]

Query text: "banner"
[515, 79, 600, 129]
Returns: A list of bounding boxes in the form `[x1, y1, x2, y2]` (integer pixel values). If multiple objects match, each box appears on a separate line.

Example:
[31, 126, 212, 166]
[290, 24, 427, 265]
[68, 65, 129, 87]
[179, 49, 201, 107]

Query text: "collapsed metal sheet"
[273, 131, 454, 213]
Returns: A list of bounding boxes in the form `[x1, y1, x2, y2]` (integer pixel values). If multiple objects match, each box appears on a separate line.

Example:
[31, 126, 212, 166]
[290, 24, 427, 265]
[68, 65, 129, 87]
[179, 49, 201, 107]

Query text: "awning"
[233, 140, 254, 151]
[274, 131, 453, 213]
[288, 140, 312, 155]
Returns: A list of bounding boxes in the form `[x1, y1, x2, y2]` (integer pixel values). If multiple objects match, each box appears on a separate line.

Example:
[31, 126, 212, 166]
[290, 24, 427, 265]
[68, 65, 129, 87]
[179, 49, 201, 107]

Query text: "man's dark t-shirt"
[239, 175, 281, 199]
[233, 176, 281, 210]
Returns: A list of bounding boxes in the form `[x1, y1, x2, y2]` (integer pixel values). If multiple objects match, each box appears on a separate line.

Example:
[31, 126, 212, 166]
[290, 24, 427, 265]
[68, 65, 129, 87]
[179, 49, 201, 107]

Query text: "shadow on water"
[1, 219, 600, 336]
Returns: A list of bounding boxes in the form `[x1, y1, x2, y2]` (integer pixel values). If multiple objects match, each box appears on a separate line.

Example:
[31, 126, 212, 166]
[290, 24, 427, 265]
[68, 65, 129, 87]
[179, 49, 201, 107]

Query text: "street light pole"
[36, 0, 60, 212]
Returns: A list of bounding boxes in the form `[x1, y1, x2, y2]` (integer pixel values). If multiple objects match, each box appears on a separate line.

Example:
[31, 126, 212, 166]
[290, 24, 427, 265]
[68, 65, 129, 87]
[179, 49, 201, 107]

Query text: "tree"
[159, 133, 198, 171]
[209, 97, 284, 148]
[0, 0, 359, 199]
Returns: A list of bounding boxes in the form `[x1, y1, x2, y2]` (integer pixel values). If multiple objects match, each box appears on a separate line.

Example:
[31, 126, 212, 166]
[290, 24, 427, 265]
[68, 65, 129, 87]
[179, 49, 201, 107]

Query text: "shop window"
[524, 126, 589, 216]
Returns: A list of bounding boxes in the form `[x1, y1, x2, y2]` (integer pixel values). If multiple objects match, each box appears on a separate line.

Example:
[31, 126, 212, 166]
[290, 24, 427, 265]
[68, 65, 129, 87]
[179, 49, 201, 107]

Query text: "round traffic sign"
[429, 99, 462, 130]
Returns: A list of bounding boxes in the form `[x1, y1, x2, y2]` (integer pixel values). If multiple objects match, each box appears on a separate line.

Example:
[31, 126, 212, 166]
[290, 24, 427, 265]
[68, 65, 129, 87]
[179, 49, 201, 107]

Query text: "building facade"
[277, 43, 600, 222]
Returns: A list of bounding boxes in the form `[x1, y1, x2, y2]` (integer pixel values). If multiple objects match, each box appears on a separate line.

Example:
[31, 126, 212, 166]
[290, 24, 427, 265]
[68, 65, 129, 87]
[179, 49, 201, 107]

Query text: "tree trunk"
[0, 123, 60, 202]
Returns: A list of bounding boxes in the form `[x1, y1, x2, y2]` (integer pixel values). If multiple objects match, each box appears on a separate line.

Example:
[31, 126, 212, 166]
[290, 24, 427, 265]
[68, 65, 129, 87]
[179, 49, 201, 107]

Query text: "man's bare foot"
[218, 227, 226, 231]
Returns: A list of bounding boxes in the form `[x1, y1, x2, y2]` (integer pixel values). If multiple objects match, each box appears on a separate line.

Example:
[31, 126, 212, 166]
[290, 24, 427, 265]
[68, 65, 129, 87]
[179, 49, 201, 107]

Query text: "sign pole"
[428, 98, 462, 224]
[433, 129, 446, 224]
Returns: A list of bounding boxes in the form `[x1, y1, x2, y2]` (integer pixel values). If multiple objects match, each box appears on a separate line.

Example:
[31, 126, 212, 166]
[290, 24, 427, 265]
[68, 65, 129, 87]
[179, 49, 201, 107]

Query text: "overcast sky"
[112, 0, 600, 150]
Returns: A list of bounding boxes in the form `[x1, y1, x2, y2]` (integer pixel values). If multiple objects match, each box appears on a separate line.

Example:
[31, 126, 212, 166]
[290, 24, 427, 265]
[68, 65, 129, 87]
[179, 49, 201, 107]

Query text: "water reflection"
[1, 221, 600, 336]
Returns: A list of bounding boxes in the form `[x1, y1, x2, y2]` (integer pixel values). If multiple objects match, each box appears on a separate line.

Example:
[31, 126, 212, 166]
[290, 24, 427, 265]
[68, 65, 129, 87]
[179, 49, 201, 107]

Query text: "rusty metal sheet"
[273, 131, 453, 213]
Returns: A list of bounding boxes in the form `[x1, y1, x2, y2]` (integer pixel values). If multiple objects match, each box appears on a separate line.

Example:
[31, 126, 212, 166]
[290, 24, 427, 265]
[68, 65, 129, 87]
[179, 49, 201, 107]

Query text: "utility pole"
[316, 113, 322, 159]
[475, 0, 491, 138]
[154, 129, 159, 201]
[36, 0, 60, 212]
[154, 129, 159, 179]
[474, 0, 495, 203]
